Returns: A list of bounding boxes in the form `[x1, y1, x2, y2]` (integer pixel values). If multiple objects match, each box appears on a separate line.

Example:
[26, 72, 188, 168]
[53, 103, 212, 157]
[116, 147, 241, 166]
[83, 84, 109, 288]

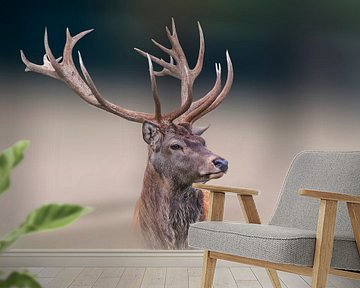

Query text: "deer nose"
[213, 158, 228, 172]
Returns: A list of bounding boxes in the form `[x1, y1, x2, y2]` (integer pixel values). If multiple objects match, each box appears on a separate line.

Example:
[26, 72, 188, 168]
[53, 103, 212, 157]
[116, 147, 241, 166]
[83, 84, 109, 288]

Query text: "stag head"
[20, 19, 233, 185]
[143, 121, 228, 185]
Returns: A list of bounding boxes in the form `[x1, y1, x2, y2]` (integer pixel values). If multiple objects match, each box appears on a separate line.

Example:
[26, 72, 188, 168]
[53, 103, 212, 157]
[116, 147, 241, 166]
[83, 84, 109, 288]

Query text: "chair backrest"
[270, 151, 360, 238]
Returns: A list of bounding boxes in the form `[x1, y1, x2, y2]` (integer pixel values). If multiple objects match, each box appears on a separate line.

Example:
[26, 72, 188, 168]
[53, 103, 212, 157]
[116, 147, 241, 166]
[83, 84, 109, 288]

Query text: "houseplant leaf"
[0, 140, 30, 195]
[20, 203, 92, 233]
[0, 228, 24, 253]
[0, 204, 92, 252]
[0, 271, 41, 288]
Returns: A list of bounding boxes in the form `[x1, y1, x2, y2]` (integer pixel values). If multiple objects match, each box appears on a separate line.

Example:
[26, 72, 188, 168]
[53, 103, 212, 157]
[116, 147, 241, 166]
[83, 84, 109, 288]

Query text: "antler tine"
[146, 54, 162, 122]
[192, 22, 205, 79]
[151, 39, 175, 58]
[182, 62, 222, 123]
[77, 51, 116, 111]
[171, 17, 178, 37]
[20, 49, 60, 79]
[63, 28, 93, 65]
[153, 56, 174, 77]
[21, 28, 157, 124]
[43, 28, 58, 66]
[190, 51, 234, 123]
[166, 18, 187, 66]
[164, 66, 193, 122]
[134, 48, 178, 78]
[77, 51, 156, 123]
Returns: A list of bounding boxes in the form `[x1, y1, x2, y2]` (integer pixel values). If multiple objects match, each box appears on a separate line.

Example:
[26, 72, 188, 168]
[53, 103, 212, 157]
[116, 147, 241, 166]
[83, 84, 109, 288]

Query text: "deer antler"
[134, 18, 234, 124]
[21, 20, 233, 127]
[20, 28, 161, 125]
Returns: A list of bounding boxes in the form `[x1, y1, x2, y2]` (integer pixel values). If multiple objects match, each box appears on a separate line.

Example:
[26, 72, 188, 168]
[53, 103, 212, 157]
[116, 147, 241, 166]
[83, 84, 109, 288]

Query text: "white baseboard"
[0, 249, 247, 267]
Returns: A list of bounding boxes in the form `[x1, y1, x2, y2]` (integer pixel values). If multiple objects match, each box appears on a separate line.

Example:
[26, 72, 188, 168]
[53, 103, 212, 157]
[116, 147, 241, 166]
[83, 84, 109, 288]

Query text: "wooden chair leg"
[238, 195, 282, 287]
[201, 250, 217, 288]
[266, 269, 282, 288]
[237, 194, 261, 224]
[347, 202, 360, 254]
[312, 200, 337, 288]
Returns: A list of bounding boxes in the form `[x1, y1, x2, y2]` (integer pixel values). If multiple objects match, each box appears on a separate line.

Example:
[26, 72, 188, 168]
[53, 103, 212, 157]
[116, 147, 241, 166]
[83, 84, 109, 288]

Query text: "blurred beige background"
[1, 0, 360, 251]
[1, 74, 359, 249]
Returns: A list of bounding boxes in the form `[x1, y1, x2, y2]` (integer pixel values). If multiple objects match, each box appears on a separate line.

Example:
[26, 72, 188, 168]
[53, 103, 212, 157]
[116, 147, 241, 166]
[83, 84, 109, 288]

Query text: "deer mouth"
[196, 171, 225, 183]
[207, 171, 225, 180]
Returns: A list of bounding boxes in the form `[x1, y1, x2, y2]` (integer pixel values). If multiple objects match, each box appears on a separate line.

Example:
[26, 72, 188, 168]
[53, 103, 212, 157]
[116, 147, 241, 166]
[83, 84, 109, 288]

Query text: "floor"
[1, 266, 359, 288]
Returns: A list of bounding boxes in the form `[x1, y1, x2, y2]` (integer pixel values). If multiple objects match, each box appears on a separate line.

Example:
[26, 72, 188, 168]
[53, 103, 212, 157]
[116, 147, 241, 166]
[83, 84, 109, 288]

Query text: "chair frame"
[192, 183, 360, 288]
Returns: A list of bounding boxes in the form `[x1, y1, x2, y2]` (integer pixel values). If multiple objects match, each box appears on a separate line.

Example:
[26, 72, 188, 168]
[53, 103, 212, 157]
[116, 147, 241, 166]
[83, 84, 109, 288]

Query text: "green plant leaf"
[21, 204, 92, 233]
[0, 271, 41, 288]
[0, 204, 92, 252]
[0, 140, 30, 195]
[0, 227, 24, 253]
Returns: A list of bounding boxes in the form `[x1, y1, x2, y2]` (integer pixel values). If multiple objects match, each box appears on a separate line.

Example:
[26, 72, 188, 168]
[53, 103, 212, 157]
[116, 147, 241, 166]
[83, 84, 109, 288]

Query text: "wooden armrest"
[302, 189, 360, 257]
[192, 184, 260, 222]
[193, 183, 261, 223]
[299, 189, 360, 204]
[192, 183, 259, 196]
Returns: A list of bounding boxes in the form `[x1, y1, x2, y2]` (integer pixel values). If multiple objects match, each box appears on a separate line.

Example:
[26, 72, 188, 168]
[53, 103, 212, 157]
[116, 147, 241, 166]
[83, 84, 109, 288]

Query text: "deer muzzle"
[213, 158, 228, 173]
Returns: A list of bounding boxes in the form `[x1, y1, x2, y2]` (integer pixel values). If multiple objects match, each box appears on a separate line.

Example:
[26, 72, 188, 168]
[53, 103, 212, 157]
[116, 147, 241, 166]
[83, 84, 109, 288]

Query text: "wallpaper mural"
[20, 19, 232, 249]
[1, 1, 360, 250]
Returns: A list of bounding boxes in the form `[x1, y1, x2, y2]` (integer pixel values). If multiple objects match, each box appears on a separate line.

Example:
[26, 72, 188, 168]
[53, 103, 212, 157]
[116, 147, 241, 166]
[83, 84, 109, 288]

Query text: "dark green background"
[2, 0, 360, 86]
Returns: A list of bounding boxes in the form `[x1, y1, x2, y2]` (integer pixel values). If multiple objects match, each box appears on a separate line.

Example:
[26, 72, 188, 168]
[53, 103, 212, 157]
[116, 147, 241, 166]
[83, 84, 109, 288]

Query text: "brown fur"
[133, 123, 226, 249]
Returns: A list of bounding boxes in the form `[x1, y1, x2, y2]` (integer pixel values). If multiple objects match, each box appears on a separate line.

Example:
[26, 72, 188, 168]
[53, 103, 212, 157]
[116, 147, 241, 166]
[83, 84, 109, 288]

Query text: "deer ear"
[192, 124, 210, 135]
[142, 121, 162, 150]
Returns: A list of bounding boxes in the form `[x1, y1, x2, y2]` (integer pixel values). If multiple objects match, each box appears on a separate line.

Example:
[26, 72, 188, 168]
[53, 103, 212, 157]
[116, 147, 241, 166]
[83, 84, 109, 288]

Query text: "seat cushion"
[188, 221, 360, 271]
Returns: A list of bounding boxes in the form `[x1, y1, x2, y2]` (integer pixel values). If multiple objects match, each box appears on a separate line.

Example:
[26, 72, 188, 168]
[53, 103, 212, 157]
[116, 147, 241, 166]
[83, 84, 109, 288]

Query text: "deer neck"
[139, 161, 205, 249]
[141, 161, 193, 209]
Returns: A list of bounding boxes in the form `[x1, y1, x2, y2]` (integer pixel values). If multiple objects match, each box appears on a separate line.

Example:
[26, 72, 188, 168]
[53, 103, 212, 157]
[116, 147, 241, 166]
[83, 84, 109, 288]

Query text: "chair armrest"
[193, 183, 261, 223]
[301, 189, 360, 256]
[299, 189, 360, 204]
[192, 183, 259, 196]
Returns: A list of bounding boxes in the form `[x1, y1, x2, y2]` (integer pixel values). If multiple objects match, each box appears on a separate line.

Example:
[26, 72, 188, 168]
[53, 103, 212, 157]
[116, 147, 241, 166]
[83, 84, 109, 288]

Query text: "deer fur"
[133, 123, 217, 249]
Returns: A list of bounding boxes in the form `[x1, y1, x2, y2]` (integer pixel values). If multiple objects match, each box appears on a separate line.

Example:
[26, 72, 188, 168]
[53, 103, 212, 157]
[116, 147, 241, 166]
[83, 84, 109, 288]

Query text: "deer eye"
[170, 144, 182, 150]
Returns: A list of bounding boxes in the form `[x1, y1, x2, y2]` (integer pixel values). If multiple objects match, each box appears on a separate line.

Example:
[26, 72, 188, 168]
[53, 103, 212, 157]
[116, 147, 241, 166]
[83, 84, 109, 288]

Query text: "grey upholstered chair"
[189, 151, 360, 288]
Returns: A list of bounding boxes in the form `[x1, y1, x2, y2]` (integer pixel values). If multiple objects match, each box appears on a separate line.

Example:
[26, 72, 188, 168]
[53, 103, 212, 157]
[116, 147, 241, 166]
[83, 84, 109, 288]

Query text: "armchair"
[189, 151, 360, 288]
